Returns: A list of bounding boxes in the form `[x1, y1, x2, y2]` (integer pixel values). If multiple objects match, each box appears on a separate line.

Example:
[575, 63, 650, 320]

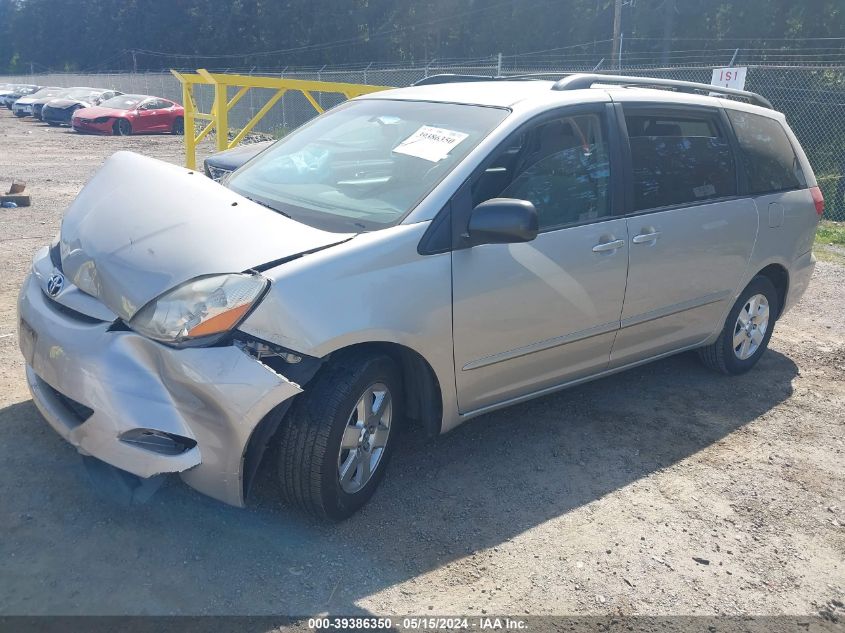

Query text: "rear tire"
[47, 121, 59, 127]
[698, 276, 778, 375]
[276, 351, 402, 521]
[171, 117, 184, 135]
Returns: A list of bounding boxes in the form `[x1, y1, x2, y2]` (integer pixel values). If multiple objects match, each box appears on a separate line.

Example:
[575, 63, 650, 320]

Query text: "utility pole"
[611, 0, 623, 70]
[661, 0, 675, 66]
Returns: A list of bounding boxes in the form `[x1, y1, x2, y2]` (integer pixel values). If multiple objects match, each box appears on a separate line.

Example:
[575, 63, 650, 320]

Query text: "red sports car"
[71, 94, 184, 135]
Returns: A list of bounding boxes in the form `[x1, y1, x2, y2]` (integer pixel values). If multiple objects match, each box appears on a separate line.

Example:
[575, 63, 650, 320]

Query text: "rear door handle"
[632, 231, 661, 244]
[592, 239, 625, 253]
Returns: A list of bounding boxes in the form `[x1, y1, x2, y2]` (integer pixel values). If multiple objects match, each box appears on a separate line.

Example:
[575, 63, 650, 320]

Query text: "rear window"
[625, 111, 737, 211]
[726, 110, 806, 195]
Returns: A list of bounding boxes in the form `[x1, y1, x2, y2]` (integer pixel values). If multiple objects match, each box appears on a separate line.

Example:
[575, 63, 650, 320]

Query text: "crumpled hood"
[46, 98, 89, 109]
[73, 105, 120, 118]
[60, 151, 354, 321]
[205, 140, 273, 172]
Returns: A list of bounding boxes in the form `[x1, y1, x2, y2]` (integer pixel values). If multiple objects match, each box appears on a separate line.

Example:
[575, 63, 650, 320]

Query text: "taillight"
[810, 186, 825, 216]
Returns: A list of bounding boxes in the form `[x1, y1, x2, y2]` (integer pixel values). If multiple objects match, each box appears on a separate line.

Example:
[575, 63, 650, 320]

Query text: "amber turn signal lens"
[187, 303, 252, 337]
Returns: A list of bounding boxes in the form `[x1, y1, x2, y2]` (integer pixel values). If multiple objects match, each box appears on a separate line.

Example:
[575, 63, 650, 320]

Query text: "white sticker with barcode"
[393, 125, 469, 162]
[693, 184, 717, 198]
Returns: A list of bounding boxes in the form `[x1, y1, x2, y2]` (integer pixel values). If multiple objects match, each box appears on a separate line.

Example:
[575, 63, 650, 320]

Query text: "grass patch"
[816, 221, 845, 246]
[814, 220, 845, 265]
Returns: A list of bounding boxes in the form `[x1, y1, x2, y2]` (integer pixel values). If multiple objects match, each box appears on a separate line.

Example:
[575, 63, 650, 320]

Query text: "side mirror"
[467, 198, 538, 246]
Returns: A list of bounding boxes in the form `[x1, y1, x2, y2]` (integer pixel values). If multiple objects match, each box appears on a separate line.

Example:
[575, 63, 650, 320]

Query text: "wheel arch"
[335, 341, 445, 438]
[240, 339, 444, 502]
[754, 263, 789, 318]
[304, 341, 444, 439]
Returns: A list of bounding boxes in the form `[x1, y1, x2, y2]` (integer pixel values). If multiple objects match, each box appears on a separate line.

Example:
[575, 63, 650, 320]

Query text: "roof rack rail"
[551, 73, 773, 109]
[413, 74, 496, 86]
[412, 73, 553, 86]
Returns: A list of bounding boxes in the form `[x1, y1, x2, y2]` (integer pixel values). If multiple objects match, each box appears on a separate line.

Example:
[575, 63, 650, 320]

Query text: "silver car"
[11, 86, 63, 117]
[18, 74, 822, 520]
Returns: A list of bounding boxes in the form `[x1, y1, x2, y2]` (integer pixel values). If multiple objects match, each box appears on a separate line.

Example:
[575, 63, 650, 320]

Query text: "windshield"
[28, 87, 61, 98]
[227, 99, 509, 232]
[64, 87, 100, 100]
[100, 95, 144, 110]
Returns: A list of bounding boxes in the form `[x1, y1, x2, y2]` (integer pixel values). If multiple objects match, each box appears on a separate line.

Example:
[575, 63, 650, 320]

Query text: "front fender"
[238, 221, 459, 432]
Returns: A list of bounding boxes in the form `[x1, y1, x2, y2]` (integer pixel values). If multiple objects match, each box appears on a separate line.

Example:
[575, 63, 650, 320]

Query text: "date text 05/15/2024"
[308, 617, 528, 630]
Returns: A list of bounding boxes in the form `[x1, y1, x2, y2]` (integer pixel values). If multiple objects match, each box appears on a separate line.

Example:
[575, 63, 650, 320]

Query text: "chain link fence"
[3, 63, 844, 220]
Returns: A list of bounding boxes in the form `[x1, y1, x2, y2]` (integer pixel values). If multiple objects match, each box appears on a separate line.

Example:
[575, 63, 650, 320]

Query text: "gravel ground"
[0, 107, 843, 619]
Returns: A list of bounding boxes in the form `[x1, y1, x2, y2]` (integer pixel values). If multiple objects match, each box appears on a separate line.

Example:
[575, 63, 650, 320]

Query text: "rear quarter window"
[726, 110, 806, 195]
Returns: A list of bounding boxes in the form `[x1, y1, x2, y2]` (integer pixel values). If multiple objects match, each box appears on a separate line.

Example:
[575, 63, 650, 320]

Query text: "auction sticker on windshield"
[393, 125, 469, 162]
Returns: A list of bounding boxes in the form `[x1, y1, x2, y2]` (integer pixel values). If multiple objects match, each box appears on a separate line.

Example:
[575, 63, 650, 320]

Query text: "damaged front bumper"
[17, 248, 303, 507]
[72, 117, 114, 134]
[12, 102, 32, 116]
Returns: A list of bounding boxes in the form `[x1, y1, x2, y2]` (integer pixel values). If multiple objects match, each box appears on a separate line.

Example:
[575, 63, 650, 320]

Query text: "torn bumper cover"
[18, 257, 302, 507]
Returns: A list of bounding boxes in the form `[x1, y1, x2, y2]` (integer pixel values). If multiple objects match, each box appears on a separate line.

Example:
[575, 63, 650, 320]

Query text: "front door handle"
[592, 239, 625, 253]
[632, 231, 661, 244]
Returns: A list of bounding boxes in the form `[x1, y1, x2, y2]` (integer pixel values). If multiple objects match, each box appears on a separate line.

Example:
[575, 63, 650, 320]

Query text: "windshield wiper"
[242, 195, 292, 219]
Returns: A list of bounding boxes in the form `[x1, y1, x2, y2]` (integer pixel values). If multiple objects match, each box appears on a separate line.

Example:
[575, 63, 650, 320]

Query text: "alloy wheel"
[732, 293, 770, 360]
[337, 382, 392, 494]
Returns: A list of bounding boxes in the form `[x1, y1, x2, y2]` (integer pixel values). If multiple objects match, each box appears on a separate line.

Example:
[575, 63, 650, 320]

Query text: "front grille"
[41, 381, 94, 426]
[42, 292, 106, 324]
[49, 242, 62, 270]
[44, 107, 71, 121]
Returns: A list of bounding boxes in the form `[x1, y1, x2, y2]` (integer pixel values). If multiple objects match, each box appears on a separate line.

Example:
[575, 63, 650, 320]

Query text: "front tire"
[114, 119, 132, 136]
[276, 351, 402, 521]
[698, 276, 778, 375]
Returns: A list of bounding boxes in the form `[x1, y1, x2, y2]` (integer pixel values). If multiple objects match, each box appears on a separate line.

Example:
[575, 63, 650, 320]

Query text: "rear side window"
[625, 110, 736, 211]
[726, 110, 806, 195]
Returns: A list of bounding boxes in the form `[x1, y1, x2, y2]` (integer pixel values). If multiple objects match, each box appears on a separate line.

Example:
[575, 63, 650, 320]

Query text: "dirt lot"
[0, 107, 843, 619]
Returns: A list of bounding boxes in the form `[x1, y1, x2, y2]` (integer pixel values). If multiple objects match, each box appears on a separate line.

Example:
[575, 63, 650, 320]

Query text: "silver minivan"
[18, 74, 822, 519]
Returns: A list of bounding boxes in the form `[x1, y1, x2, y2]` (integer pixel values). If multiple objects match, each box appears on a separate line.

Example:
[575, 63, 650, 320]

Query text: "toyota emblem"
[47, 272, 64, 297]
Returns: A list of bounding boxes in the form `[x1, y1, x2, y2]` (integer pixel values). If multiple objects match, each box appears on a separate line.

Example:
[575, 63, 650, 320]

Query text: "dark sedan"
[41, 88, 122, 126]
[30, 88, 75, 120]
[203, 140, 273, 181]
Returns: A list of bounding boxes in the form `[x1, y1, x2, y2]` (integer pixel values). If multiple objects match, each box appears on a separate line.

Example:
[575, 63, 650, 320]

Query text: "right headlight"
[205, 164, 233, 182]
[128, 273, 268, 345]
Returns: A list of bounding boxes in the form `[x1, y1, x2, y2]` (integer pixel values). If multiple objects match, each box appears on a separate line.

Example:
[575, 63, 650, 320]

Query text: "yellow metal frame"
[170, 69, 393, 169]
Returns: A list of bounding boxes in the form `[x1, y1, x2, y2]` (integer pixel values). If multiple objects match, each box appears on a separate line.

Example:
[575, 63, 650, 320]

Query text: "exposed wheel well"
[333, 342, 444, 437]
[241, 340, 443, 501]
[755, 264, 789, 318]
